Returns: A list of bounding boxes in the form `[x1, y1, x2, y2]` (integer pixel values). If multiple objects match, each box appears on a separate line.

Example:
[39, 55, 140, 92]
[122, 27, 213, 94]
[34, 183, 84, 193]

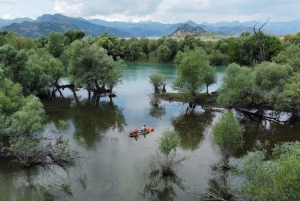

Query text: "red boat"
[128, 127, 154, 137]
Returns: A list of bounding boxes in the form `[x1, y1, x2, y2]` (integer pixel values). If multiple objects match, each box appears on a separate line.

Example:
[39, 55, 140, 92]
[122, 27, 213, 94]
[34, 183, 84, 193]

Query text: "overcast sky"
[0, 0, 299, 23]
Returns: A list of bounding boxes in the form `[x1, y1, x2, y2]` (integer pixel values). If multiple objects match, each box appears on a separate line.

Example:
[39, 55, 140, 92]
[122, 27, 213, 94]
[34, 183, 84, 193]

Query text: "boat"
[128, 127, 154, 137]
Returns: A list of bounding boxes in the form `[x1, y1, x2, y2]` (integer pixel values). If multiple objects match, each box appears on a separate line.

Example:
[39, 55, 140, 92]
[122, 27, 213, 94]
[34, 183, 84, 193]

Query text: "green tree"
[157, 45, 172, 62]
[149, 73, 166, 93]
[208, 49, 227, 65]
[275, 72, 300, 110]
[212, 111, 243, 164]
[105, 58, 126, 97]
[203, 66, 217, 95]
[272, 44, 300, 72]
[238, 141, 300, 201]
[0, 44, 29, 94]
[48, 31, 65, 58]
[172, 48, 210, 107]
[217, 63, 256, 106]
[24, 53, 51, 95]
[158, 128, 181, 175]
[68, 36, 114, 93]
[254, 62, 293, 106]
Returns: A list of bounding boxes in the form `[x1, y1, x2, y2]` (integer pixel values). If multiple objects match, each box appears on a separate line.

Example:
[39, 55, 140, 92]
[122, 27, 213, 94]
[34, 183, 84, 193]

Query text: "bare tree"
[253, 17, 269, 63]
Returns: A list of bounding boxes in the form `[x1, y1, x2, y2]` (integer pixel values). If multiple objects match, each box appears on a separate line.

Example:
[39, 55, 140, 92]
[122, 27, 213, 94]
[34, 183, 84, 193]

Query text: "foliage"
[105, 58, 126, 95]
[212, 111, 243, 161]
[275, 72, 300, 110]
[158, 128, 181, 156]
[149, 73, 166, 92]
[203, 66, 217, 95]
[226, 33, 283, 66]
[6, 95, 46, 137]
[208, 49, 228, 65]
[148, 128, 183, 176]
[237, 141, 300, 201]
[217, 63, 255, 106]
[68, 36, 114, 91]
[48, 32, 66, 58]
[172, 48, 210, 105]
[272, 44, 300, 72]
[254, 62, 293, 106]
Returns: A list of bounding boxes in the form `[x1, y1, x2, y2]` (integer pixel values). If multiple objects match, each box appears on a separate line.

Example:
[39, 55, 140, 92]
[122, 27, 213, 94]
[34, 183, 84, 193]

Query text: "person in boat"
[133, 127, 138, 134]
[141, 125, 147, 133]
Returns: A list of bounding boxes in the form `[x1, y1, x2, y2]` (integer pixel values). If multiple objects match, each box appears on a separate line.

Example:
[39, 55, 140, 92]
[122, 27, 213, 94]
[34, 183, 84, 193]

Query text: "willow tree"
[172, 48, 210, 107]
[105, 58, 126, 98]
[68, 36, 114, 94]
[149, 73, 166, 93]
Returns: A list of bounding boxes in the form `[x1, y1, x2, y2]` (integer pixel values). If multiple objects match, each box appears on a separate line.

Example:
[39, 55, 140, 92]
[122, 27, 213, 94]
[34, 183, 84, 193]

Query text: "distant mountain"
[1, 14, 299, 38]
[201, 20, 300, 35]
[169, 23, 207, 38]
[1, 14, 132, 38]
[88, 19, 180, 37]
[0, 17, 33, 28]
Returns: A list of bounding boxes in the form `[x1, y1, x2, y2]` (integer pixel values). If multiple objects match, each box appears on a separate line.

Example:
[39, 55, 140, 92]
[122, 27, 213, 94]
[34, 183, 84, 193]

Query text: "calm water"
[1, 62, 300, 201]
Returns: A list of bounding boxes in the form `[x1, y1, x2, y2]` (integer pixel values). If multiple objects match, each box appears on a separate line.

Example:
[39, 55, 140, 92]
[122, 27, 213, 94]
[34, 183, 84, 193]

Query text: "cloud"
[1, 0, 300, 23]
[0, 0, 15, 4]
[53, 0, 162, 17]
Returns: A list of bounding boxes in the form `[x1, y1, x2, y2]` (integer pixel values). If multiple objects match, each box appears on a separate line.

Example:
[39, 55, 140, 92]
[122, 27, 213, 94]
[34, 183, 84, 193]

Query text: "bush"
[212, 111, 243, 162]
[237, 141, 300, 201]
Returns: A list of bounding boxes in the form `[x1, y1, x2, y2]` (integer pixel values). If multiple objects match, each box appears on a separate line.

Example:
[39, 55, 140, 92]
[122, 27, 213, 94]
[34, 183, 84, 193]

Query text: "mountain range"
[0, 14, 299, 39]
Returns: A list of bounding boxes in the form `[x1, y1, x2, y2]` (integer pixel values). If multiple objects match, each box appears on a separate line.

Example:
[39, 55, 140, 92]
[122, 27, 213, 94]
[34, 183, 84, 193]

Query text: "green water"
[0, 62, 299, 201]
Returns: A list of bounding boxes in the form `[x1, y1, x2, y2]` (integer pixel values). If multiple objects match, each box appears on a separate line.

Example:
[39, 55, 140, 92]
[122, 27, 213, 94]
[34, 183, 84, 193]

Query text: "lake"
[0, 62, 299, 201]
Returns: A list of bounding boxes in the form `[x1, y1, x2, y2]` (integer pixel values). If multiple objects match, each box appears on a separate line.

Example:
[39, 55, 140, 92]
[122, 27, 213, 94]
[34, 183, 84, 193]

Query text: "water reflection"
[171, 108, 215, 151]
[143, 174, 185, 201]
[148, 94, 166, 119]
[233, 109, 300, 157]
[43, 97, 126, 148]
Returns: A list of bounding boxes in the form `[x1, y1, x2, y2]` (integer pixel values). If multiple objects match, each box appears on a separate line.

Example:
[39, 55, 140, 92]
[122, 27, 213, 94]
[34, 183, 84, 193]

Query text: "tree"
[105, 58, 126, 97]
[68, 36, 114, 93]
[157, 45, 172, 62]
[254, 62, 293, 106]
[172, 48, 210, 107]
[158, 128, 181, 175]
[208, 49, 227, 65]
[217, 63, 256, 106]
[48, 32, 65, 58]
[0, 44, 29, 94]
[272, 44, 300, 72]
[275, 72, 300, 110]
[149, 73, 166, 93]
[203, 66, 217, 95]
[23, 53, 51, 95]
[212, 111, 243, 164]
[237, 141, 300, 201]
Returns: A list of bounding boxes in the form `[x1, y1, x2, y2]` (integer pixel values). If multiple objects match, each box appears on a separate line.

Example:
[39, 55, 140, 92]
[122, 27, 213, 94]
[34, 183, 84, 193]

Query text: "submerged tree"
[172, 48, 210, 108]
[212, 111, 244, 165]
[105, 58, 126, 98]
[149, 73, 166, 93]
[149, 129, 182, 176]
[68, 36, 114, 93]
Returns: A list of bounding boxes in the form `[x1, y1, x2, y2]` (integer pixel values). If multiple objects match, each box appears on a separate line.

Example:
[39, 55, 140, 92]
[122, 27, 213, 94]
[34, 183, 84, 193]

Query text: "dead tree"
[253, 17, 269, 63]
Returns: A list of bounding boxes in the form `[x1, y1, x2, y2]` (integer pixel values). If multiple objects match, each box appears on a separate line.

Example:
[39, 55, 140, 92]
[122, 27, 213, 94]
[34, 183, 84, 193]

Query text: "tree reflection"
[148, 94, 166, 119]
[234, 109, 300, 157]
[171, 109, 214, 151]
[201, 169, 233, 201]
[143, 174, 185, 201]
[42, 97, 126, 148]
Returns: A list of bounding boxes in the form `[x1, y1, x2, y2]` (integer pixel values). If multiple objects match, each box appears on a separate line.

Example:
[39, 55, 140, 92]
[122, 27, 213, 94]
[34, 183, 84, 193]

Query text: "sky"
[0, 0, 299, 23]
